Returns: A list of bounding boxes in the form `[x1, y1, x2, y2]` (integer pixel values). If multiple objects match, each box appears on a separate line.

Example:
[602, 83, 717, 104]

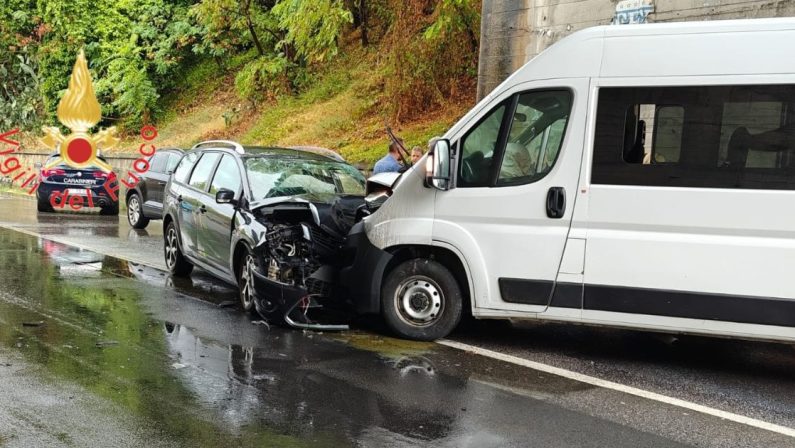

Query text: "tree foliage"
[1, 0, 480, 134]
[381, 0, 481, 121]
[272, 0, 352, 63]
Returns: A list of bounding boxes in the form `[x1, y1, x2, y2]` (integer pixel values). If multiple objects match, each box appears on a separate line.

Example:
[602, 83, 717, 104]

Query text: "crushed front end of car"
[250, 196, 364, 330]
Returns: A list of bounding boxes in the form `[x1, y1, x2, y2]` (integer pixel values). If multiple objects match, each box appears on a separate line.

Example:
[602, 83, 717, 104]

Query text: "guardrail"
[1, 152, 373, 182]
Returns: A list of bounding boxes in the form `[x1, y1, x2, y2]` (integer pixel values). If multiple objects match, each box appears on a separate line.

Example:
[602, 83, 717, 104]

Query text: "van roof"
[497, 17, 795, 85]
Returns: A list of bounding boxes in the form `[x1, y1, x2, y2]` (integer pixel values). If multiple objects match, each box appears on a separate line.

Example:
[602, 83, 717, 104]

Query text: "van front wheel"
[381, 259, 463, 341]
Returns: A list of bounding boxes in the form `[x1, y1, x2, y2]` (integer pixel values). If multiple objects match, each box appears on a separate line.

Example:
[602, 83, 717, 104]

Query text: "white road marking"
[439, 339, 795, 438]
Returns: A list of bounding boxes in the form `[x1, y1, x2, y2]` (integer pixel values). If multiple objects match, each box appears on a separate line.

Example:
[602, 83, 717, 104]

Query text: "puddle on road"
[0, 228, 693, 448]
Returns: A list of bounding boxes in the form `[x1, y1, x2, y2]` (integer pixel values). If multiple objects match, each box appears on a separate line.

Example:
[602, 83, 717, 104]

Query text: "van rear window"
[593, 85, 795, 190]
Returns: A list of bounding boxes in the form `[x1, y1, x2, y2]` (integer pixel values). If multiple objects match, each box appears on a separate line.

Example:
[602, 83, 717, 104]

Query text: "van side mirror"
[215, 188, 236, 205]
[425, 139, 451, 190]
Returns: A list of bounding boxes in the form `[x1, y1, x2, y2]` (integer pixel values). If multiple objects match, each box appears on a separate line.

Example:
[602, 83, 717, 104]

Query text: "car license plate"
[67, 188, 90, 196]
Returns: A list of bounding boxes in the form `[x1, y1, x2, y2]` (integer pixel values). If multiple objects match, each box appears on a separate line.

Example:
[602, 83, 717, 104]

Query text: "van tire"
[381, 259, 463, 341]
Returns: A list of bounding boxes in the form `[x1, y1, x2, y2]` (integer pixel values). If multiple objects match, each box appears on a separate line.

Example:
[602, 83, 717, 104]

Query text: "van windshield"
[245, 156, 366, 203]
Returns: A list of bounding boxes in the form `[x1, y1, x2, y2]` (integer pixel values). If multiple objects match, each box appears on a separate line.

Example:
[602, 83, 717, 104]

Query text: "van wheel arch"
[383, 245, 472, 318]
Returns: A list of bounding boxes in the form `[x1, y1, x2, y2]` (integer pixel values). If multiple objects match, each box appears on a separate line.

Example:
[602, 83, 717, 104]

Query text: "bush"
[381, 0, 480, 122]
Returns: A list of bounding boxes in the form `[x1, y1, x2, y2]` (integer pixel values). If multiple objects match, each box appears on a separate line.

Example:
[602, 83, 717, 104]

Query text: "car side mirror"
[215, 188, 236, 205]
[425, 139, 451, 190]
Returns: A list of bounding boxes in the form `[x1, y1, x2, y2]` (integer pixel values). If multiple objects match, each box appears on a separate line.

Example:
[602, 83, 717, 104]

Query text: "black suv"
[162, 141, 366, 322]
[125, 147, 183, 229]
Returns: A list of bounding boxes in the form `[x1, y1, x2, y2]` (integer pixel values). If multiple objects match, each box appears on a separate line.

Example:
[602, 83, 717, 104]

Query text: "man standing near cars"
[373, 140, 404, 174]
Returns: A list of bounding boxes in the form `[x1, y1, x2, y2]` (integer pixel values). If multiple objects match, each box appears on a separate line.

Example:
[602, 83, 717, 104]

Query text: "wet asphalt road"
[0, 193, 794, 447]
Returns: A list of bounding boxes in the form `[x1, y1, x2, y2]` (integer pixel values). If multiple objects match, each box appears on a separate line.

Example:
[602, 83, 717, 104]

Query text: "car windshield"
[245, 156, 366, 203]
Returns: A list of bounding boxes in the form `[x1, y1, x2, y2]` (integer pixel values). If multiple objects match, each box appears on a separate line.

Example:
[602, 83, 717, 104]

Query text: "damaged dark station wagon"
[162, 141, 367, 328]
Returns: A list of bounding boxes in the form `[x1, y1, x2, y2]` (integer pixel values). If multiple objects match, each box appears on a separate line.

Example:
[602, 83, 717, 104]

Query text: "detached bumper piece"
[252, 269, 349, 331]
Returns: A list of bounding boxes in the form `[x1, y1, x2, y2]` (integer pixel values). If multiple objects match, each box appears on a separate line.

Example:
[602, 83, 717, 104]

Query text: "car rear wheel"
[381, 259, 463, 341]
[127, 193, 150, 229]
[100, 203, 119, 216]
[37, 199, 54, 213]
[164, 221, 193, 276]
[237, 248, 257, 312]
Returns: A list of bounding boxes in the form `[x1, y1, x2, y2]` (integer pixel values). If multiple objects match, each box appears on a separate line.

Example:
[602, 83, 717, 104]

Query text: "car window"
[166, 153, 181, 174]
[149, 152, 168, 173]
[209, 155, 242, 195]
[245, 157, 365, 203]
[188, 152, 220, 192]
[173, 152, 199, 184]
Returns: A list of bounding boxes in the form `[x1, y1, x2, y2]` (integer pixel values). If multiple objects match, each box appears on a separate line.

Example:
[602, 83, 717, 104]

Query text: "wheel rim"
[165, 227, 178, 269]
[394, 275, 444, 328]
[128, 196, 140, 224]
[239, 254, 255, 309]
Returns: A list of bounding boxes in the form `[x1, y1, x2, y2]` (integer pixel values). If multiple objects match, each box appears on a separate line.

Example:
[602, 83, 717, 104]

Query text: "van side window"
[620, 104, 684, 165]
[458, 103, 506, 187]
[593, 85, 795, 190]
[497, 90, 572, 185]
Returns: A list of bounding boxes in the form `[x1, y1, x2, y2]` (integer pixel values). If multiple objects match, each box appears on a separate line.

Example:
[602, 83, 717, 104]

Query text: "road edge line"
[438, 339, 795, 438]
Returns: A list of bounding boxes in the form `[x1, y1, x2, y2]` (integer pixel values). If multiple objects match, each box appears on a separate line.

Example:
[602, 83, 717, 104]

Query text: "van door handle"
[546, 187, 566, 219]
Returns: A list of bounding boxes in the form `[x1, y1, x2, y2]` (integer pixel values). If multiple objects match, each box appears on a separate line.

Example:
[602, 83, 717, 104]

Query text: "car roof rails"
[191, 140, 245, 155]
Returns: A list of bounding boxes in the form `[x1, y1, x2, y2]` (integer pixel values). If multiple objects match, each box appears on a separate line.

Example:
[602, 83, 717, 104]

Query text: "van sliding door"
[586, 83, 795, 337]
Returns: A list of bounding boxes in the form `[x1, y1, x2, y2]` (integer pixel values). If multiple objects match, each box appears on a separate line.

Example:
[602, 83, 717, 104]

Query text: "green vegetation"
[1, 0, 481, 165]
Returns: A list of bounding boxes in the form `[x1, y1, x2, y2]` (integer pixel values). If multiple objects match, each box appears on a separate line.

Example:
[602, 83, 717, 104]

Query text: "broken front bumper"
[252, 269, 349, 331]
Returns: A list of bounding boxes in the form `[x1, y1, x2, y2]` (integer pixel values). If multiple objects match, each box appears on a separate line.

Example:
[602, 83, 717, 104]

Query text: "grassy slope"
[140, 47, 473, 166]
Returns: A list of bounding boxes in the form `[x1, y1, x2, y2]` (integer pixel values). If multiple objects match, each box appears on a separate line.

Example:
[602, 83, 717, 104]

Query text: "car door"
[142, 151, 171, 216]
[183, 152, 221, 257]
[200, 154, 243, 274]
[168, 151, 198, 254]
[434, 79, 589, 312]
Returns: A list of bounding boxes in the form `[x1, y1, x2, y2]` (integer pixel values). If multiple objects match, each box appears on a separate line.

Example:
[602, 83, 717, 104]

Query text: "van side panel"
[583, 79, 795, 337]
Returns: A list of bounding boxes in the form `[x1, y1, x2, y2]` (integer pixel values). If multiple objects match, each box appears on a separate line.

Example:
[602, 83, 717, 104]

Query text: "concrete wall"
[477, 0, 795, 99]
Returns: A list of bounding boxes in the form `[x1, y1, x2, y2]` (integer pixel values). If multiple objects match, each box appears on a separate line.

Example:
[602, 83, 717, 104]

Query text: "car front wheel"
[164, 221, 193, 276]
[127, 193, 150, 229]
[381, 259, 463, 341]
[237, 248, 257, 312]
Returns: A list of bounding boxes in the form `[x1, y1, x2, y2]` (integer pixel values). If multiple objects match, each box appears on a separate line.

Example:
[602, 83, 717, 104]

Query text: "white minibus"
[340, 18, 795, 342]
